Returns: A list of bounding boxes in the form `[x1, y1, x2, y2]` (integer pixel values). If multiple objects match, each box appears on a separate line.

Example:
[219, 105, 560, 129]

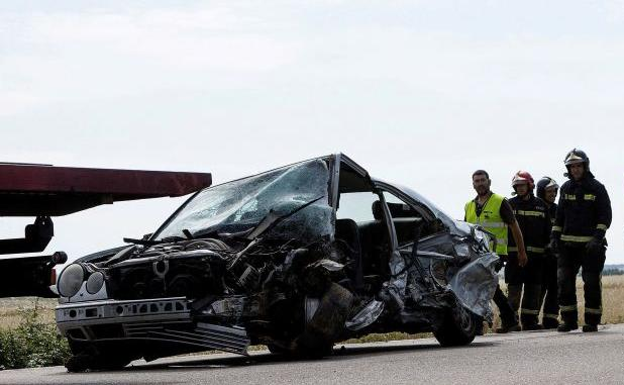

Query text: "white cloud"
[0, 4, 299, 112]
[1, 1, 624, 263]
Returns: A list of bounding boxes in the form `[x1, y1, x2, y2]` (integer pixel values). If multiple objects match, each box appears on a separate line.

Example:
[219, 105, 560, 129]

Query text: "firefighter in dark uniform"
[536, 176, 560, 329]
[549, 149, 612, 332]
[506, 171, 551, 330]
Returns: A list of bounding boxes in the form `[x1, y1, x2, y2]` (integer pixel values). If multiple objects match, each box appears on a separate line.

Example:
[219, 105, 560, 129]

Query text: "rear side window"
[382, 191, 423, 246]
[336, 192, 379, 223]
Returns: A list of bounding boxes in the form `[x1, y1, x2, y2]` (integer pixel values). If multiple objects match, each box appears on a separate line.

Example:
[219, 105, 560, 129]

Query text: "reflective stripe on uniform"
[515, 210, 546, 218]
[521, 308, 540, 315]
[552, 225, 562, 232]
[585, 307, 602, 315]
[508, 246, 545, 254]
[543, 313, 559, 319]
[560, 305, 578, 312]
[564, 194, 576, 201]
[479, 221, 506, 228]
[561, 234, 594, 243]
[584, 194, 596, 201]
[496, 238, 508, 246]
[597, 224, 609, 231]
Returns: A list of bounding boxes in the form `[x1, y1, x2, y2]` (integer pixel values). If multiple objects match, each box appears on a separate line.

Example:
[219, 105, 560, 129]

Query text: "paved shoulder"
[4, 325, 624, 385]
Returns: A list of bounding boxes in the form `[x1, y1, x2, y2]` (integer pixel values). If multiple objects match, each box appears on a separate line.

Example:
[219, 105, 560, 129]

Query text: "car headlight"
[58, 263, 85, 297]
[86, 271, 105, 294]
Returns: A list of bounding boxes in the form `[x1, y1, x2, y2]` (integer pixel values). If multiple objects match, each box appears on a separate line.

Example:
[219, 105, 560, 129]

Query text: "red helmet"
[511, 170, 535, 190]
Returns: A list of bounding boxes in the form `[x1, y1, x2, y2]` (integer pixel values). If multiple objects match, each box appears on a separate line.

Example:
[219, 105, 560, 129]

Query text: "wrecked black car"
[55, 154, 499, 371]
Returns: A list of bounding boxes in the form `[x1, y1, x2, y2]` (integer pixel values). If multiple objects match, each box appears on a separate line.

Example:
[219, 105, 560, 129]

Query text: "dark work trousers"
[494, 258, 518, 327]
[505, 254, 544, 327]
[558, 243, 606, 326]
[539, 255, 559, 326]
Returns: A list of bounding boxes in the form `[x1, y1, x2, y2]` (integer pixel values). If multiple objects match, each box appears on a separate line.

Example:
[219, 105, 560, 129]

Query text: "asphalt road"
[4, 324, 624, 385]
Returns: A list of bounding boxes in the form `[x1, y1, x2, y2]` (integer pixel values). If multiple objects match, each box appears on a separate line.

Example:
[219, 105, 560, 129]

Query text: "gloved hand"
[586, 238, 603, 255]
[547, 238, 560, 255]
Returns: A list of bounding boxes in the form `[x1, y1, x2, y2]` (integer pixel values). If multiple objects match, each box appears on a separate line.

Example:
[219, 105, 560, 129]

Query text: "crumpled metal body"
[448, 251, 499, 321]
[345, 299, 385, 331]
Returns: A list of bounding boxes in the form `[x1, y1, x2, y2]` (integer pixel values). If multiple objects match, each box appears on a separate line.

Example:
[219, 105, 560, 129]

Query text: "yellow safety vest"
[465, 193, 509, 255]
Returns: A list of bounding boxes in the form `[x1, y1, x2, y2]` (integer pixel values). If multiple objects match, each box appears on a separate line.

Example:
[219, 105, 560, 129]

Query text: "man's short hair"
[472, 170, 489, 180]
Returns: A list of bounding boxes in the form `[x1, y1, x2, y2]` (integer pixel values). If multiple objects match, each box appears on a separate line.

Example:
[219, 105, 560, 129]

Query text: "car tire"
[433, 304, 477, 347]
[267, 343, 288, 355]
[294, 332, 335, 358]
[65, 342, 134, 372]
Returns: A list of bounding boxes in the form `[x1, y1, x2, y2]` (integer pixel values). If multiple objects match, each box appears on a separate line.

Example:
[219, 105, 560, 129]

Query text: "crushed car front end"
[56, 158, 345, 370]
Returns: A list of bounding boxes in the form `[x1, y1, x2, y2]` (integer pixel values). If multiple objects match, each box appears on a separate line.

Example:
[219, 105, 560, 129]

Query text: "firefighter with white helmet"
[549, 149, 612, 332]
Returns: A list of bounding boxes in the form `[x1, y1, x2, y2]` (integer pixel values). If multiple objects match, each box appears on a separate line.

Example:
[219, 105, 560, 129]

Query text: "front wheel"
[65, 341, 135, 372]
[433, 304, 477, 347]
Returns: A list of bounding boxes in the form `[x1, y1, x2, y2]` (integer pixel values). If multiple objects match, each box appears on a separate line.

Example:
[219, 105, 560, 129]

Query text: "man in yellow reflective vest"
[465, 170, 528, 333]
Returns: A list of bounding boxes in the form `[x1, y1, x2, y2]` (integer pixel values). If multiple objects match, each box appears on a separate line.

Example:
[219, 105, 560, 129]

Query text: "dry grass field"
[486, 275, 624, 331]
[0, 297, 57, 330]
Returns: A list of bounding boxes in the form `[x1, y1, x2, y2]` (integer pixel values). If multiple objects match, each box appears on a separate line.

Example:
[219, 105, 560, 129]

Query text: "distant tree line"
[576, 268, 624, 276]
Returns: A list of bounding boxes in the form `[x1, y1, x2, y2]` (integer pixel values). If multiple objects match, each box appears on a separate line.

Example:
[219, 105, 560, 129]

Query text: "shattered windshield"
[154, 159, 333, 242]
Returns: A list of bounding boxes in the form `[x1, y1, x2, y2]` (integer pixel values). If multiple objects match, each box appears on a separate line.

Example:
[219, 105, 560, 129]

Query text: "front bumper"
[56, 297, 250, 355]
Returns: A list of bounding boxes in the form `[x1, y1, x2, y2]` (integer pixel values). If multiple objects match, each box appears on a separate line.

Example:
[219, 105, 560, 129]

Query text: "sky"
[1, 1, 623, 264]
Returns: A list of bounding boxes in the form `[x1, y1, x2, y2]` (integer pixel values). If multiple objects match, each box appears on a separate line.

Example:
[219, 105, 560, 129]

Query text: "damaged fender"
[448, 251, 499, 322]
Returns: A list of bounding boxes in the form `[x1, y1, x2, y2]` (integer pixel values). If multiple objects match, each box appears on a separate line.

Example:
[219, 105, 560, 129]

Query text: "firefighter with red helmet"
[536, 176, 560, 329]
[506, 171, 552, 330]
[549, 149, 612, 332]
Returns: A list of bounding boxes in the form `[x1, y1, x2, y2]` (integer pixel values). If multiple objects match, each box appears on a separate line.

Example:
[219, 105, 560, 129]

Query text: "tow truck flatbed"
[0, 163, 212, 297]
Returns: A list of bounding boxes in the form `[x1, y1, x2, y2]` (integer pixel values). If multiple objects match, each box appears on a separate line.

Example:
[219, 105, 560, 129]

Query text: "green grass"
[0, 299, 70, 370]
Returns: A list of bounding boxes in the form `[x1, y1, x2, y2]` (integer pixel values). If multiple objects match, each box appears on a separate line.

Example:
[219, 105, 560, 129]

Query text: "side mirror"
[142, 233, 153, 241]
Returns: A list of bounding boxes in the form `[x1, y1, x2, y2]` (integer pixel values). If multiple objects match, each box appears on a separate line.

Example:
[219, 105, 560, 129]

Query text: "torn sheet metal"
[448, 251, 499, 321]
[378, 249, 407, 310]
[345, 299, 385, 331]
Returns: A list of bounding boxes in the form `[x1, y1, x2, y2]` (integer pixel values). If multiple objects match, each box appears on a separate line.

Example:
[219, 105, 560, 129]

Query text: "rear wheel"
[433, 304, 477, 347]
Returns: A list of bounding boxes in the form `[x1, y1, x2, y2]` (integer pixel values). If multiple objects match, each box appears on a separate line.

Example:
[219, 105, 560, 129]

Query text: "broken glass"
[154, 159, 333, 243]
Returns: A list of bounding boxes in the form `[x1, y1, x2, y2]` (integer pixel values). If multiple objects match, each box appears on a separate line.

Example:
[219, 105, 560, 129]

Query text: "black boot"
[542, 317, 559, 329]
[522, 322, 543, 331]
[582, 324, 598, 333]
[496, 321, 521, 334]
[557, 322, 578, 332]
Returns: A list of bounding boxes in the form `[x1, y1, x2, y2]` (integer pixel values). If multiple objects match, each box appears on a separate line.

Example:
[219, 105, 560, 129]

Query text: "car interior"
[334, 160, 441, 294]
